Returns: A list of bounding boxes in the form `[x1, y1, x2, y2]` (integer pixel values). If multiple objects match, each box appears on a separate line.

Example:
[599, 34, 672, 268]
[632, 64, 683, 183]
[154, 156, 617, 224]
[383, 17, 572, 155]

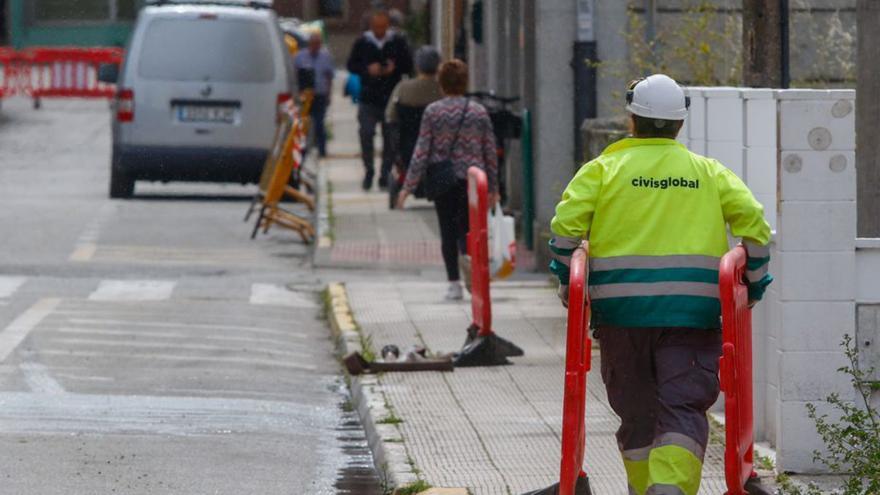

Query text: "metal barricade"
[719, 245, 771, 495]
[454, 166, 523, 367]
[23, 47, 123, 108]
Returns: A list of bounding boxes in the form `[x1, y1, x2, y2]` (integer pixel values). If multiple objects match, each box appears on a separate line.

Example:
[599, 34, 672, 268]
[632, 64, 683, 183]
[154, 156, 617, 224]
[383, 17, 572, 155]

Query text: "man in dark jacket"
[346, 10, 414, 190]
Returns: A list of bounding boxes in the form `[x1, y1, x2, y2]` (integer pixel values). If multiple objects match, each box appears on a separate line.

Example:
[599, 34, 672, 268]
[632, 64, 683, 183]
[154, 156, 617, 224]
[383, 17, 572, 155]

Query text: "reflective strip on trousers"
[646, 443, 704, 495]
[622, 446, 652, 495]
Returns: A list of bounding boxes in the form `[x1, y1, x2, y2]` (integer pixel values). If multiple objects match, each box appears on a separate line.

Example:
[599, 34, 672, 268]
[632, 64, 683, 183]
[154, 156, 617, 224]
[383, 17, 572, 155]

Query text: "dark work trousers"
[357, 103, 393, 184]
[310, 94, 329, 157]
[433, 180, 469, 282]
[597, 326, 722, 495]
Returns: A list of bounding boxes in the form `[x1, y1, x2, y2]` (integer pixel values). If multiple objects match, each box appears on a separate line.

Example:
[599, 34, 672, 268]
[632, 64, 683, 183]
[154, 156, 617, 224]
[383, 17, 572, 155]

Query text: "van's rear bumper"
[114, 145, 268, 184]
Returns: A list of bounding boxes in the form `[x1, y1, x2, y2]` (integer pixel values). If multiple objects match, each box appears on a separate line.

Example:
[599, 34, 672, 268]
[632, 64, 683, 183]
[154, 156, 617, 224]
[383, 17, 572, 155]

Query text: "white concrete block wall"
[744, 89, 778, 231]
[773, 88, 857, 473]
[684, 87, 706, 155]
[703, 87, 745, 180]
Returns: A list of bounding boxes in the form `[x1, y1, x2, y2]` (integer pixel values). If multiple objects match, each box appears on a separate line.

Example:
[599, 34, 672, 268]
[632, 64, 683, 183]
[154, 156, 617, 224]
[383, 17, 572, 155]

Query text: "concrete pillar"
[531, 0, 577, 261]
[774, 89, 857, 472]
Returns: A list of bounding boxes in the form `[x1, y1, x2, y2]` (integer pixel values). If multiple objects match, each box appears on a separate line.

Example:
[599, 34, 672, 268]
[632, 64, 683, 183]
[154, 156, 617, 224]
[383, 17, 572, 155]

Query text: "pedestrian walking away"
[385, 45, 444, 208]
[549, 74, 774, 495]
[397, 60, 499, 301]
[346, 9, 414, 190]
[294, 31, 335, 157]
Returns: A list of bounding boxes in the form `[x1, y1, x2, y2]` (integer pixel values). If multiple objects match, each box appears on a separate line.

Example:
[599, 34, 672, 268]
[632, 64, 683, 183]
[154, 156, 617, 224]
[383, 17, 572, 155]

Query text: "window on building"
[319, 0, 344, 17]
[34, 0, 139, 23]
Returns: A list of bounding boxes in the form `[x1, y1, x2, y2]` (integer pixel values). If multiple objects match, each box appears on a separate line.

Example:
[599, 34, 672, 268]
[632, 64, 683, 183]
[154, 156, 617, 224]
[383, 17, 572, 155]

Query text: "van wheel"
[109, 167, 135, 199]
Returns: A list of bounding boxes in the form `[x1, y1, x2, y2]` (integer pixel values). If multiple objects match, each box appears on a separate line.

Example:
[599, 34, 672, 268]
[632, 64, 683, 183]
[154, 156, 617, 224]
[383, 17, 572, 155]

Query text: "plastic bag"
[488, 203, 516, 279]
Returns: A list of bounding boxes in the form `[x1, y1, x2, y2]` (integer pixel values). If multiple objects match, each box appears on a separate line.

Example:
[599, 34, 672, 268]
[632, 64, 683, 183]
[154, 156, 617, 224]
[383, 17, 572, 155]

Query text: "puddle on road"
[334, 400, 385, 495]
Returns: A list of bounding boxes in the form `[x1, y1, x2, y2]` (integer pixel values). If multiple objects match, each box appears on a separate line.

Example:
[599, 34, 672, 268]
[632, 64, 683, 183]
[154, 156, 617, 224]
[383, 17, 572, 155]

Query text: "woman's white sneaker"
[445, 282, 464, 301]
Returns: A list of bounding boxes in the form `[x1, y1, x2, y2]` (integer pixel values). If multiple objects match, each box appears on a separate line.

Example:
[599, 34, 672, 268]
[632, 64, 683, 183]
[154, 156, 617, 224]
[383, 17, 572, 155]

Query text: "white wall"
[691, 87, 859, 473]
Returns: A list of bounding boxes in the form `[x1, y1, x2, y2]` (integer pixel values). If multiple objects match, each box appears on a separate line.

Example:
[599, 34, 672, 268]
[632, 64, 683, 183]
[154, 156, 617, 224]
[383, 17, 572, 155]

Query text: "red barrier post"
[468, 166, 492, 336]
[719, 245, 771, 495]
[559, 245, 592, 495]
[454, 166, 524, 367]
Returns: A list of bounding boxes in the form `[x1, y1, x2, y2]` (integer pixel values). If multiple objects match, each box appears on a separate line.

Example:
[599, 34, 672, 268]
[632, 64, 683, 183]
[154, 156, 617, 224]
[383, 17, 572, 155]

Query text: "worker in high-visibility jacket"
[549, 74, 772, 495]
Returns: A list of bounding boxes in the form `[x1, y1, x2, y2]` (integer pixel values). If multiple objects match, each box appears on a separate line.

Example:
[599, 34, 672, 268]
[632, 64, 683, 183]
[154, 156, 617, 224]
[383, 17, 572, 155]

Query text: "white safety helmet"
[625, 74, 690, 121]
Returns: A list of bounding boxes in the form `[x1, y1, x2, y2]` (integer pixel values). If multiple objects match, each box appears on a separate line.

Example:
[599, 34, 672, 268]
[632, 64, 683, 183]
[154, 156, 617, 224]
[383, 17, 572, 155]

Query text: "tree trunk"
[742, 0, 782, 87]
[857, 0, 880, 237]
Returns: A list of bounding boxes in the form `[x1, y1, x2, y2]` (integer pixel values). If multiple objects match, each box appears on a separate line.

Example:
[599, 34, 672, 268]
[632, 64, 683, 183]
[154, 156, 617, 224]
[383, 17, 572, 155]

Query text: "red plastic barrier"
[467, 166, 493, 337]
[559, 245, 591, 495]
[719, 245, 759, 495]
[22, 47, 123, 101]
[0, 47, 21, 99]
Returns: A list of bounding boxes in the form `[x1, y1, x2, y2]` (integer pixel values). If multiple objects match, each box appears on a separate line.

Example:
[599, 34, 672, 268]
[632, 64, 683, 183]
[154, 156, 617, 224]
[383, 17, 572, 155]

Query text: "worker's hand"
[558, 284, 570, 308]
[367, 63, 382, 77]
[383, 59, 396, 76]
[396, 189, 410, 209]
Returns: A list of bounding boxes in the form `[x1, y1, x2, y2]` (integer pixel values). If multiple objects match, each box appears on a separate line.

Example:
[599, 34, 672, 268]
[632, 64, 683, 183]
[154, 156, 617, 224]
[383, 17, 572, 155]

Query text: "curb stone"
[324, 282, 421, 491]
[313, 158, 333, 267]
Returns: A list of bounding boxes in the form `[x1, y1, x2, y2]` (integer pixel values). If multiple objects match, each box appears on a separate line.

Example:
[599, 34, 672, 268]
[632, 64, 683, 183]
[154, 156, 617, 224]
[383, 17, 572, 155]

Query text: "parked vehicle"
[100, 0, 294, 198]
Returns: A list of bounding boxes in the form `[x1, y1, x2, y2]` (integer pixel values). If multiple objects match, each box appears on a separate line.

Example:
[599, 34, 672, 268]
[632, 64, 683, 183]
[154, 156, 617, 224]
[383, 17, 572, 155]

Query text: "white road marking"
[38, 349, 317, 371]
[48, 337, 310, 358]
[69, 203, 114, 262]
[19, 362, 65, 394]
[88, 280, 176, 302]
[64, 317, 306, 338]
[68, 244, 97, 262]
[249, 283, 317, 308]
[56, 326, 307, 348]
[0, 276, 26, 298]
[0, 298, 60, 363]
[0, 392, 330, 435]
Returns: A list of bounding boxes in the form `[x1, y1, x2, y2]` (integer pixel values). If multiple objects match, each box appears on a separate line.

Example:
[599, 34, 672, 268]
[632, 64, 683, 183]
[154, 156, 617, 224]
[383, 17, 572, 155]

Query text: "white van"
[102, 0, 294, 198]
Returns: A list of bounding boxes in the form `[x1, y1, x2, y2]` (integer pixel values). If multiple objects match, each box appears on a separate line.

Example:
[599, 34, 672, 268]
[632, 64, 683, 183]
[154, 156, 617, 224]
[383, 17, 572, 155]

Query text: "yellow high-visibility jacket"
[550, 137, 772, 329]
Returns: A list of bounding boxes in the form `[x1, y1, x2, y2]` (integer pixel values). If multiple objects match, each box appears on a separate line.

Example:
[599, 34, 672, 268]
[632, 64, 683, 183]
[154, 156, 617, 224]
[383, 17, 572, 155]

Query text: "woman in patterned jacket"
[396, 60, 499, 301]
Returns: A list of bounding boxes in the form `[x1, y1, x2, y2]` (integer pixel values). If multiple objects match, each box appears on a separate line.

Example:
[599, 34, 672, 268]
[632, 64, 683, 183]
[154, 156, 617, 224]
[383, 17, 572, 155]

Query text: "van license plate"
[176, 105, 237, 124]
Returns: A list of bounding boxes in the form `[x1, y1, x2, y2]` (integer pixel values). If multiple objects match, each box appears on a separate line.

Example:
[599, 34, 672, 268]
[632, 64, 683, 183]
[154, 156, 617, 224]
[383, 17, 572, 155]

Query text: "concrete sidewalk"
[318, 93, 734, 494]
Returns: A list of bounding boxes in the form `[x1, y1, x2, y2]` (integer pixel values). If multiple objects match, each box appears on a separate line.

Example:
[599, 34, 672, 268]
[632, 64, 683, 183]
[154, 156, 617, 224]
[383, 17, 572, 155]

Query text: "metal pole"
[574, 0, 597, 164]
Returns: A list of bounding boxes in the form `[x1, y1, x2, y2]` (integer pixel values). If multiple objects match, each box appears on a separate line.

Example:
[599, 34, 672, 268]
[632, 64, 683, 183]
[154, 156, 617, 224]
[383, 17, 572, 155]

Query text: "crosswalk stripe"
[249, 283, 317, 308]
[48, 336, 311, 359]
[88, 280, 175, 302]
[0, 299, 61, 363]
[63, 318, 305, 338]
[0, 276, 26, 299]
[56, 327, 307, 348]
[37, 349, 316, 371]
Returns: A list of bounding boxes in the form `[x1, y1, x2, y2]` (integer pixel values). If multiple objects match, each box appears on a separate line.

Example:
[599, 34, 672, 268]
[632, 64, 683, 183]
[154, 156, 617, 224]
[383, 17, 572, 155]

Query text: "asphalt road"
[0, 98, 377, 494]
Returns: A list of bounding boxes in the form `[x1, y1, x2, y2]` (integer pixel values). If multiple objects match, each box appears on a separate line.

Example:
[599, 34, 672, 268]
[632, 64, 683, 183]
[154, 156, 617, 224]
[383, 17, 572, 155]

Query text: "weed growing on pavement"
[754, 452, 775, 472]
[320, 287, 331, 321]
[775, 473, 823, 495]
[326, 181, 336, 242]
[376, 413, 404, 425]
[395, 479, 431, 495]
[360, 332, 377, 363]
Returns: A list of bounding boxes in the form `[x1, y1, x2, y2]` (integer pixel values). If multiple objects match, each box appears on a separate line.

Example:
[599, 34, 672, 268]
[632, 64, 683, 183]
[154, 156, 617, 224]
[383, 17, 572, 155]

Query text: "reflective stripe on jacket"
[549, 137, 772, 329]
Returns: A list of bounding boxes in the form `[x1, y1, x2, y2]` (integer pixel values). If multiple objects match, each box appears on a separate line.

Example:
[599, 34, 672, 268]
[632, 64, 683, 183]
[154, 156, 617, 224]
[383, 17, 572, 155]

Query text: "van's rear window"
[138, 18, 275, 83]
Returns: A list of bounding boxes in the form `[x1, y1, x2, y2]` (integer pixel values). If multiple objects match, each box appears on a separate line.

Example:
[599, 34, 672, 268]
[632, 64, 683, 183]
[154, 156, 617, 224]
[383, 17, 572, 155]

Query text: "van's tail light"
[117, 88, 134, 122]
